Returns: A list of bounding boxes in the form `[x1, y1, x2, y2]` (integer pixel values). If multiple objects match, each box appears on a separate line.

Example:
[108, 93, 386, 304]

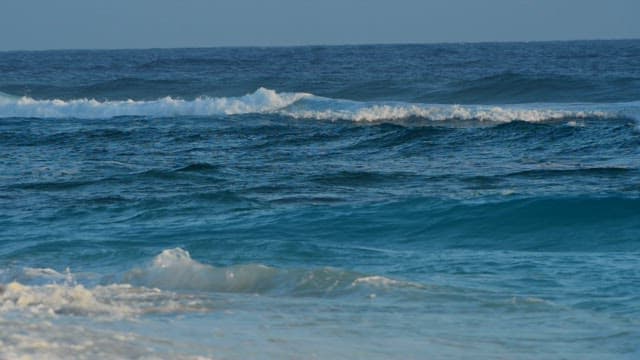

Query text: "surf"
[1, 87, 637, 123]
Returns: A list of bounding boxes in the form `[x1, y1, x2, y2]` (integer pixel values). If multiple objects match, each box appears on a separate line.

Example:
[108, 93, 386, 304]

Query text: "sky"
[1, 0, 638, 51]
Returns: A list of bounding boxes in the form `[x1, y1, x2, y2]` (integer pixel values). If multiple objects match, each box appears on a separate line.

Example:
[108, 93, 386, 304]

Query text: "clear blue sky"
[1, 0, 638, 50]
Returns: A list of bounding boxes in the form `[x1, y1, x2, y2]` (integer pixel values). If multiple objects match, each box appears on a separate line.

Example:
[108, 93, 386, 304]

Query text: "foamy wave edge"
[1, 88, 633, 123]
[0, 87, 310, 119]
[0, 248, 423, 317]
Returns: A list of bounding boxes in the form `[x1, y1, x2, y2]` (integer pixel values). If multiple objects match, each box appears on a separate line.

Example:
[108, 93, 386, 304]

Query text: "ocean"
[0, 40, 639, 359]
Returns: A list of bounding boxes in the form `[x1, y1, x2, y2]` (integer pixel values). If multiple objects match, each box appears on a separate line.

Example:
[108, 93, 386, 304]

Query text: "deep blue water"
[1, 41, 639, 359]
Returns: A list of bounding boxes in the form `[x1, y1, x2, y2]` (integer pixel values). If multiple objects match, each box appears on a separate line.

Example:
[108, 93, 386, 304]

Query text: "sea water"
[1, 41, 639, 359]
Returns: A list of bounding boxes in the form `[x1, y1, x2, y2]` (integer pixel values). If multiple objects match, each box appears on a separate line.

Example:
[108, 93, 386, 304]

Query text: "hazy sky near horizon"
[1, 0, 638, 50]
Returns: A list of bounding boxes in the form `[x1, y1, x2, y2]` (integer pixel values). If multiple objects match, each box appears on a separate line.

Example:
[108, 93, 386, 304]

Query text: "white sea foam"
[0, 317, 215, 360]
[282, 102, 610, 123]
[0, 87, 310, 119]
[0, 281, 212, 318]
[351, 275, 425, 289]
[0, 88, 632, 123]
[0, 248, 421, 321]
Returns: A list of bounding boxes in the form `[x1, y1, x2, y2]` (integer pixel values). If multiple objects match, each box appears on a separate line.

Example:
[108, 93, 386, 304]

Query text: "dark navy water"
[1, 41, 639, 359]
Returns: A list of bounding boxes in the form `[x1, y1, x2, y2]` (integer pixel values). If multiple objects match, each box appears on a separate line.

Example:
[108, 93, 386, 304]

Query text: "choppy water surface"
[1, 41, 640, 359]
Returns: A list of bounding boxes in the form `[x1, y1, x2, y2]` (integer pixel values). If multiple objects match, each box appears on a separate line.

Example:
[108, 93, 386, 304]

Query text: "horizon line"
[1, 37, 638, 53]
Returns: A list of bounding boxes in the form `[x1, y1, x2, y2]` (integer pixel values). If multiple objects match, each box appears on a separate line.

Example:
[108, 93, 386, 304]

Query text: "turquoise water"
[1, 41, 640, 359]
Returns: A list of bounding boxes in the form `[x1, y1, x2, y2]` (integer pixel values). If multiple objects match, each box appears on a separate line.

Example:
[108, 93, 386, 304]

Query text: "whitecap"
[0, 87, 310, 119]
[0, 87, 635, 123]
[125, 248, 426, 297]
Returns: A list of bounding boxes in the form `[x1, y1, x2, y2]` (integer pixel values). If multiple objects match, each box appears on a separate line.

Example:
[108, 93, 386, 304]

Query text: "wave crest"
[0, 87, 310, 119]
[124, 248, 422, 296]
[0, 248, 425, 318]
[0, 281, 212, 317]
[283, 101, 611, 123]
[0, 88, 635, 123]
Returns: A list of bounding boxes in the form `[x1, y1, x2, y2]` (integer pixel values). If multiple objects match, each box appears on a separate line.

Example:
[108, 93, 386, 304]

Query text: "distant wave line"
[1, 88, 637, 122]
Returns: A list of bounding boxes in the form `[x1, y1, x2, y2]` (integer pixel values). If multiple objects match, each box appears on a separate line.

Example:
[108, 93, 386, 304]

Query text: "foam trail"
[0, 281, 217, 317]
[0, 248, 426, 318]
[0, 88, 635, 122]
[284, 97, 615, 123]
[0, 87, 310, 119]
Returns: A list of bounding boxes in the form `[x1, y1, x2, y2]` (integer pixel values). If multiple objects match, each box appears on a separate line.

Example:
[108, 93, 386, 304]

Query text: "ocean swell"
[123, 248, 424, 296]
[0, 248, 426, 317]
[0, 88, 634, 123]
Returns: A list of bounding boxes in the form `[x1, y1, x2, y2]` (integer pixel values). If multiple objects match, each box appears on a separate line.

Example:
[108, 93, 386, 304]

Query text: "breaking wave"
[0, 248, 425, 318]
[0, 281, 211, 317]
[123, 248, 424, 296]
[1, 88, 636, 123]
[0, 88, 309, 119]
